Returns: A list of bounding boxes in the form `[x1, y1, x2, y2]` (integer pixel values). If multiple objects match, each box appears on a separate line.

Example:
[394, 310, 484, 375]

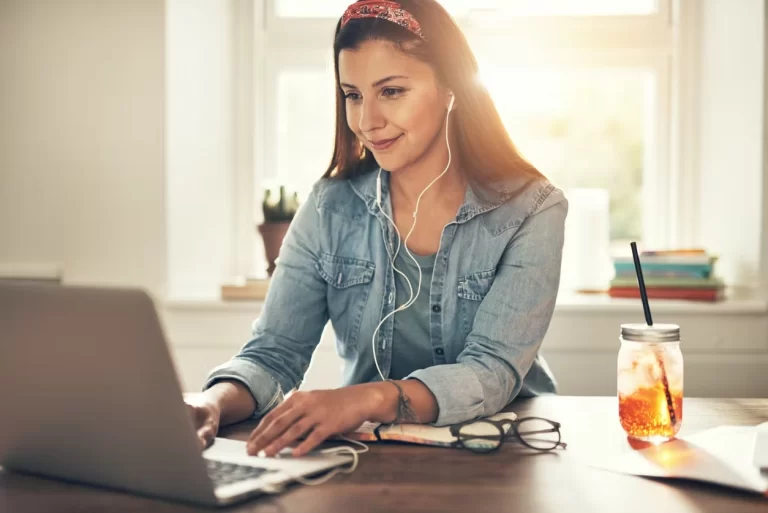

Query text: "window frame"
[235, 0, 691, 278]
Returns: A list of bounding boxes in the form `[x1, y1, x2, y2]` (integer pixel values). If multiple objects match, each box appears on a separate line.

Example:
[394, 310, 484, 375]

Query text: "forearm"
[204, 380, 258, 427]
[364, 379, 439, 425]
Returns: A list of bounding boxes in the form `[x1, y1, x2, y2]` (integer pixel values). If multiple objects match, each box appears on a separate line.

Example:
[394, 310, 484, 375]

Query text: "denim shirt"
[205, 167, 568, 426]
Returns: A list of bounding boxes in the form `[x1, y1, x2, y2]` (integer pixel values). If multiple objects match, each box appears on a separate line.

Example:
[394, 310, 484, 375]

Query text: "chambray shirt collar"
[347, 167, 515, 225]
[350, 167, 552, 232]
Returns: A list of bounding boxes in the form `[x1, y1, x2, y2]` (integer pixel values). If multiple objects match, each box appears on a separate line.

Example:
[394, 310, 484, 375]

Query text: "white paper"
[583, 425, 768, 494]
[754, 422, 768, 469]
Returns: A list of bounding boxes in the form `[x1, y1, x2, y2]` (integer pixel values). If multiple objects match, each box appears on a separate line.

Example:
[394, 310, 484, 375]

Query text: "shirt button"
[435, 348, 444, 356]
[432, 304, 441, 313]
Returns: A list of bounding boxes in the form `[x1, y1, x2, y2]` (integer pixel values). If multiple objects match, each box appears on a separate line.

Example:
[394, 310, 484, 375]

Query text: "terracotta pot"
[258, 221, 291, 276]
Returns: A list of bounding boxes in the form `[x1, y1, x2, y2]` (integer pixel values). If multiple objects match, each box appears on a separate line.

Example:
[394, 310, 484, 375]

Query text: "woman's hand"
[246, 384, 387, 457]
[184, 392, 222, 450]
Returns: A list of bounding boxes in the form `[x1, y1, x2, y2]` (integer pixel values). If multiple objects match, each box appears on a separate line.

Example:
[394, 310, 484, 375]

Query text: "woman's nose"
[358, 99, 385, 133]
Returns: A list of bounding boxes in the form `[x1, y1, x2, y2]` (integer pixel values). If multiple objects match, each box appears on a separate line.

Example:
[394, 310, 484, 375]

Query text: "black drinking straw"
[630, 242, 677, 427]
[631, 242, 653, 326]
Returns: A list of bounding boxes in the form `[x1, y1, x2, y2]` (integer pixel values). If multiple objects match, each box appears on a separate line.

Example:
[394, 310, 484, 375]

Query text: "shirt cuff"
[203, 357, 284, 418]
[407, 364, 487, 426]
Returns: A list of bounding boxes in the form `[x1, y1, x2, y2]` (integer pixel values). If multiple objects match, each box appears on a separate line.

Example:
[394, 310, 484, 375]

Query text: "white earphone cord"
[265, 96, 454, 494]
[260, 437, 370, 493]
[371, 94, 455, 382]
[264, 95, 455, 493]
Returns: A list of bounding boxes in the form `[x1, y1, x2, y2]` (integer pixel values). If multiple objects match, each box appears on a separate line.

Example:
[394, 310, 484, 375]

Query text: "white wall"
[165, 0, 252, 300]
[696, 0, 765, 288]
[0, 0, 167, 295]
[763, 0, 768, 296]
[164, 299, 768, 397]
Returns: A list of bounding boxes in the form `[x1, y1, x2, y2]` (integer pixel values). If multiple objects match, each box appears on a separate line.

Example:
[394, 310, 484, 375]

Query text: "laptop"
[0, 283, 351, 507]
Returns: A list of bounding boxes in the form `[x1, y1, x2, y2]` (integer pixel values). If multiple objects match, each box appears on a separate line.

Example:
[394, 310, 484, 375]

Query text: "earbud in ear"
[447, 93, 455, 112]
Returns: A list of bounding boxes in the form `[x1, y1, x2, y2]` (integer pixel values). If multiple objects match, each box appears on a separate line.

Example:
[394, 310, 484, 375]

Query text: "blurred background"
[1, 0, 767, 397]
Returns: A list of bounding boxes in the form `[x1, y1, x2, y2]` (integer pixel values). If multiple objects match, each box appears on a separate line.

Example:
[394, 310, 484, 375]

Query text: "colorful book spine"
[613, 262, 712, 278]
[609, 288, 723, 302]
[610, 277, 723, 289]
[609, 250, 723, 302]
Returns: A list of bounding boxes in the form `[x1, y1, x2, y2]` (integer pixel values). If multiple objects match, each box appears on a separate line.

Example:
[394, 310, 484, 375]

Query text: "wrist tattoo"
[386, 379, 419, 424]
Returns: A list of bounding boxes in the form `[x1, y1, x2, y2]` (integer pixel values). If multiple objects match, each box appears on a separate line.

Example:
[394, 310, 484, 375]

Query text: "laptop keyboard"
[206, 459, 276, 488]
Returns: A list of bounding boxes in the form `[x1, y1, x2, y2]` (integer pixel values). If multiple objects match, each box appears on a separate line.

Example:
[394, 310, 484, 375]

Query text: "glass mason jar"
[618, 324, 683, 442]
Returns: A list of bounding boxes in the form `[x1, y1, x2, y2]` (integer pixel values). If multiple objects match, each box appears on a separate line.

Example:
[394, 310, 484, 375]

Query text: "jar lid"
[621, 323, 680, 342]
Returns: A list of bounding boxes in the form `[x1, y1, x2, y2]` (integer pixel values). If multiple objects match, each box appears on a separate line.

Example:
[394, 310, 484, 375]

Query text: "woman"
[186, 0, 567, 458]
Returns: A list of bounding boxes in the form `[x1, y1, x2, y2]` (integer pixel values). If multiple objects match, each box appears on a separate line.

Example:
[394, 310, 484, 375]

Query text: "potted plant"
[258, 185, 300, 276]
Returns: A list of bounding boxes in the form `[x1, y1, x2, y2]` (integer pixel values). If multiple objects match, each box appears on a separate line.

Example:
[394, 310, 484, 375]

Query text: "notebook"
[339, 412, 518, 449]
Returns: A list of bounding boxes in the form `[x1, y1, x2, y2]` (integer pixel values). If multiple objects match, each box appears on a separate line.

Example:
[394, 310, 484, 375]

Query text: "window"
[269, 67, 336, 199]
[477, 65, 652, 243]
[248, 0, 678, 281]
[274, 0, 659, 18]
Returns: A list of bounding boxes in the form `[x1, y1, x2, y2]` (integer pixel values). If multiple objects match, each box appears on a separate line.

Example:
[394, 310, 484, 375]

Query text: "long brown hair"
[323, 0, 544, 192]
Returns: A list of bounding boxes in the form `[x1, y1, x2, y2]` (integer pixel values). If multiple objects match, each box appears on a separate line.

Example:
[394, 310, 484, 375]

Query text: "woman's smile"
[368, 134, 403, 151]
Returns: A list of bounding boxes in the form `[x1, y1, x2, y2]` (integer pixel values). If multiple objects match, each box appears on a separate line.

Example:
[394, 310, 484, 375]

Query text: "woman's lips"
[369, 135, 402, 151]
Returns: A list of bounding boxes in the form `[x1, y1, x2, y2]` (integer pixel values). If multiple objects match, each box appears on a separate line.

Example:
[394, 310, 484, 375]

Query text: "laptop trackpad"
[203, 437, 351, 471]
[204, 438, 294, 459]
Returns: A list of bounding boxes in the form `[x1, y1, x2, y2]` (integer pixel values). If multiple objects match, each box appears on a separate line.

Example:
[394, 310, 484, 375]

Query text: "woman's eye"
[344, 92, 361, 101]
[382, 87, 404, 98]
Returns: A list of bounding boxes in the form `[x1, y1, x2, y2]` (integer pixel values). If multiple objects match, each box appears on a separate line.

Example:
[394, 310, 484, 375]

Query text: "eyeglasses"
[449, 416, 567, 454]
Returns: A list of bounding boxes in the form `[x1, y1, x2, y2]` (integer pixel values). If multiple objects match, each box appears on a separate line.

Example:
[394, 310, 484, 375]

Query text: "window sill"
[164, 298, 265, 312]
[164, 289, 768, 316]
[555, 288, 768, 315]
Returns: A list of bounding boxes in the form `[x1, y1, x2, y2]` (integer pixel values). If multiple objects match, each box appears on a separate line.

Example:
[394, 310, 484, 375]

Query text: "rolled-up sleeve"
[204, 184, 329, 418]
[408, 194, 567, 426]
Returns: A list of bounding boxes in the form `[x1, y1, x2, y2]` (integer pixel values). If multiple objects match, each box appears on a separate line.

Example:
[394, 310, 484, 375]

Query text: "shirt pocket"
[457, 269, 496, 334]
[316, 252, 375, 355]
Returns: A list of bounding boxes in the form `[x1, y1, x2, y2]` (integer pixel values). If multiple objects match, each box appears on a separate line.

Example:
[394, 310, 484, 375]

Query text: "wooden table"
[2, 396, 767, 512]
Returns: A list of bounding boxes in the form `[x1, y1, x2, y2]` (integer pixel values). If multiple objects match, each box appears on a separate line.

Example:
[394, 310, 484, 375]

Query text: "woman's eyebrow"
[340, 75, 409, 89]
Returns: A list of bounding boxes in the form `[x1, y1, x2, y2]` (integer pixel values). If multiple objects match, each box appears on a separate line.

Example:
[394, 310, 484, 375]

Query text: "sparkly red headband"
[341, 0, 426, 40]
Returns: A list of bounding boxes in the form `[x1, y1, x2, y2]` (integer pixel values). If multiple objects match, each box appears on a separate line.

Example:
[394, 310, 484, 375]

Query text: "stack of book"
[609, 249, 724, 302]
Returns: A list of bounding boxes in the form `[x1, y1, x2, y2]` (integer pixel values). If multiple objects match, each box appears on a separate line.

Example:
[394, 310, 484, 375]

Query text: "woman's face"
[338, 39, 449, 173]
